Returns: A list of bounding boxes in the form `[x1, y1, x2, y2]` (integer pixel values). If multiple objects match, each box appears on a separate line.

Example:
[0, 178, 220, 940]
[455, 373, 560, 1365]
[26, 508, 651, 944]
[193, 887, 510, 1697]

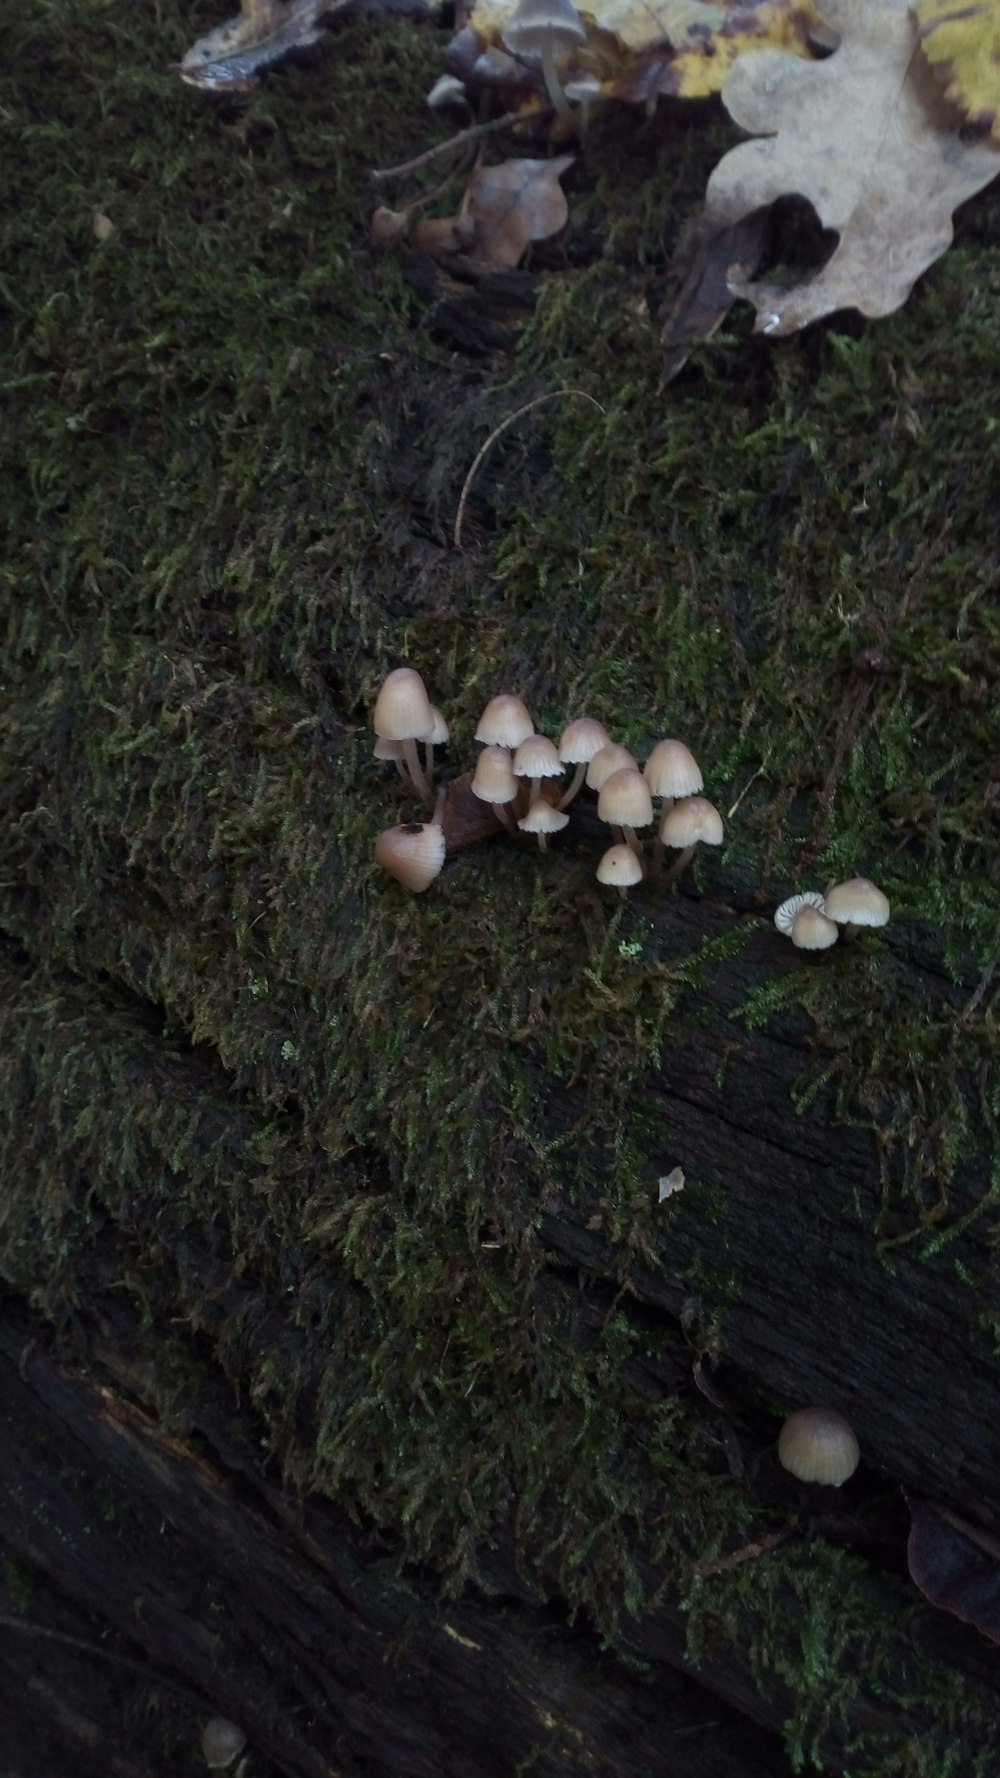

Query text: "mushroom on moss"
[512, 732, 563, 811]
[658, 796, 723, 888]
[501, 0, 586, 120]
[789, 905, 839, 951]
[597, 842, 643, 898]
[373, 667, 434, 801]
[518, 798, 569, 851]
[774, 891, 826, 935]
[471, 744, 519, 831]
[557, 716, 611, 809]
[823, 876, 890, 940]
[778, 1407, 860, 1487]
[375, 821, 446, 893]
[475, 693, 534, 750]
[597, 767, 653, 864]
[586, 741, 638, 794]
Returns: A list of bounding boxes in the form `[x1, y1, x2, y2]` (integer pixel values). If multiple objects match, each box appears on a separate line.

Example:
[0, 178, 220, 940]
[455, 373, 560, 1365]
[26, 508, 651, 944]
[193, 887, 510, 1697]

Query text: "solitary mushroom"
[375, 821, 447, 893]
[373, 668, 434, 801]
[471, 744, 519, 831]
[597, 843, 643, 898]
[822, 876, 890, 941]
[777, 1407, 860, 1487]
[557, 716, 611, 809]
[658, 796, 723, 888]
[501, 0, 586, 120]
[518, 798, 569, 851]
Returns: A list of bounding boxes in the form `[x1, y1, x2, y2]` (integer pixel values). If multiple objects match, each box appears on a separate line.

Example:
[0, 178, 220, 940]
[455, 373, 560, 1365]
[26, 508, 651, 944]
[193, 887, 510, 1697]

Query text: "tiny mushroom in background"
[201, 1718, 247, 1771]
[823, 876, 890, 940]
[513, 732, 563, 810]
[790, 905, 839, 951]
[774, 890, 826, 935]
[777, 1407, 860, 1487]
[475, 692, 534, 750]
[501, 0, 586, 120]
[658, 796, 724, 888]
[471, 744, 520, 831]
[375, 821, 447, 893]
[586, 741, 638, 794]
[518, 798, 570, 851]
[557, 716, 611, 808]
[597, 767, 653, 863]
[597, 842, 643, 897]
[374, 734, 408, 783]
[423, 706, 449, 783]
[373, 667, 435, 801]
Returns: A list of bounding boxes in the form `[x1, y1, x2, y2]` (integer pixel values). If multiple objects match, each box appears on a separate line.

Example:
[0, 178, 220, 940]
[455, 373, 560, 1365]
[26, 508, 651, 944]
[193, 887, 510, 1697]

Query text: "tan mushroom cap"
[424, 706, 450, 746]
[597, 844, 643, 888]
[375, 822, 446, 893]
[659, 796, 723, 848]
[513, 733, 562, 780]
[471, 745, 518, 805]
[597, 768, 654, 829]
[518, 800, 570, 836]
[644, 739, 703, 800]
[586, 742, 638, 792]
[558, 716, 611, 764]
[777, 1407, 860, 1487]
[373, 668, 434, 742]
[823, 877, 890, 928]
[502, 0, 586, 54]
[790, 905, 839, 950]
[475, 693, 534, 749]
[774, 891, 826, 935]
[374, 736, 404, 762]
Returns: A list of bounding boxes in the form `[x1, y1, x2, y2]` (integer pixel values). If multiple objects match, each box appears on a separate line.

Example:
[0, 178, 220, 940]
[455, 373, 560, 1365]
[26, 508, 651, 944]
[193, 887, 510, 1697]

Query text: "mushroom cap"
[518, 800, 570, 835]
[586, 742, 638, 792]
[475, 693, 534, 748]
[375, 822, 446, 893]
[658, 796, 723, 848]
[774, 891, 826, 936]
[373, 668, 434, 742]
[201, 1718, 247, 1770]
[790, 905, 839, 950]
[373, 736, 405, 762]
[823, 877, 890, 928]
[777, 1407, 860, 1487]
[471, 745, 519, 805]
[597, 843, 643, 888]
[597, 767, 654, 829]
[502, 0, 586, 56]
[558, 716, 611, 765]
[643, 739, 703, 800]
[424, 706, 450, 746]
[513, 733, 562, 780]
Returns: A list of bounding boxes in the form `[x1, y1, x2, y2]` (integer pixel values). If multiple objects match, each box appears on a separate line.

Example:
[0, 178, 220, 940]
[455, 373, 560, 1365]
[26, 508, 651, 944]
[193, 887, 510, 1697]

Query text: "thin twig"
[0, 1612, 210, 1712]
[691, 1527, 792, 1579]
[371, 108, 550, 183]
[454, 389, 606, 549]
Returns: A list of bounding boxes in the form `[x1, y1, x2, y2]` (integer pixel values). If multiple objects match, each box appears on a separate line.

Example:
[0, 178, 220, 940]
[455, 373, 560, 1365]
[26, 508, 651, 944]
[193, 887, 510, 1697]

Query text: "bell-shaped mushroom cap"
[513, 733, 562, 780]
[790, 905, 838, 950]
[375, 822, 446, 893]
[471, 744, 519, 805]
[424, 706, 450, 745]
[597, 767, 654, 829]
[644, 739, 703, 799]
[558, 716, 610, 764]
[823, 877, 890, 928]
[518, 800, 570, 836]
[597, 843, 643, 888]
[374, 736, 404, 762]
[774, 890, 826, 935]
[475, 693, 534, 748]
[373, 668, 434, 742]
[586, 742, 638, 792]
[659, 796, 723, 848]
[502, 0, 586, 56]
[202, 1718, 247, 1771]
[777, 1407, 860, 1487]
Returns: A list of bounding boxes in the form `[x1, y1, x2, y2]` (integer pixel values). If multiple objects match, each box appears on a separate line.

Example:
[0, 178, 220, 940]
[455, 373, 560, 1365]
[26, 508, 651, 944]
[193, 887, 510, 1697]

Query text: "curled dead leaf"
[916, 0, 1000, 143]
[464, 154, 575, 268]
[180, 0, 341, 90]
[907, 1494, 1000, 1643]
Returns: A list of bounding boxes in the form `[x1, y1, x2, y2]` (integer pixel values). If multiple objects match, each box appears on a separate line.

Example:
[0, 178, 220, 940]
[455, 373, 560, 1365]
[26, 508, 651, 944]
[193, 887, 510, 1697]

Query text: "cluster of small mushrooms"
[773, 879, 891, 949]
[372, 667, 725, 895]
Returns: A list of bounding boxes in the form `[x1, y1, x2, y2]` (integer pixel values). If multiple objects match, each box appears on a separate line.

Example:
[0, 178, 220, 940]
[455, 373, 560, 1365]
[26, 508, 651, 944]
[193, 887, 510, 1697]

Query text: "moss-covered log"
[2, 0, 999, 1772]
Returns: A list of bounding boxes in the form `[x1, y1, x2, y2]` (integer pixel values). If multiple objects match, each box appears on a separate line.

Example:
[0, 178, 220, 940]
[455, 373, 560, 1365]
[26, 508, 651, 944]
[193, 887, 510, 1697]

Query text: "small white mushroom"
[778, 1407, 860, 1487]
[774, 891, 826, 935]
[823, 876, 890, 940]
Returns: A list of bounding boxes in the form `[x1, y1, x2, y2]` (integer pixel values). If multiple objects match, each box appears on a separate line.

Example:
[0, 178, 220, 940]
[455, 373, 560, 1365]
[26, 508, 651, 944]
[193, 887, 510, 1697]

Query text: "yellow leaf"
[916, 0, 1000, 141]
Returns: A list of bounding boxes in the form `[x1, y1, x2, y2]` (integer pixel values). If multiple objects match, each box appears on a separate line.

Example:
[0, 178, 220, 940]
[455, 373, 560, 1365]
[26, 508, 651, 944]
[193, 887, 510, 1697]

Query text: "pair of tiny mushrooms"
[372, 667, 725, 895]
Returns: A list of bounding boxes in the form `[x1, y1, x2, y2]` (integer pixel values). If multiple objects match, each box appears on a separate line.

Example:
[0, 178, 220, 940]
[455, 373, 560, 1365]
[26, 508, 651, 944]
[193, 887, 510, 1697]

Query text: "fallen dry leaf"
[464, 155, 575, 268]
[180, 0, 340, 90]
[907, 1495, 1000, 1643]
[659, 208, 769, 381]
[705, 0, 1000, 334]
[916, 0, 1000, 142]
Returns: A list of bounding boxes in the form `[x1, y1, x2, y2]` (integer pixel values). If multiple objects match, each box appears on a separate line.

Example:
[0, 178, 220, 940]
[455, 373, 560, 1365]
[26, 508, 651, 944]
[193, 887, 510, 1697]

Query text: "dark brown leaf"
[907, 1494, 1000, 1643]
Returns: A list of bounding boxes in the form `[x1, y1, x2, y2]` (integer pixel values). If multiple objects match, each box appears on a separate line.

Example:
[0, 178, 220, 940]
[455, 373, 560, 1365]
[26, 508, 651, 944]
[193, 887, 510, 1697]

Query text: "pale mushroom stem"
[536, 832, 549, 852]
[623, 825, 645, 869]
[403, 736, 432, 801]
[540, 36, 572, 120]
[650, 798, 675, 879]
[558, 762, 587, 810]
[393, 758, 409, 784]
[432, 786, 447, 826]
[495, 802, 517, 832]
[661, 841, 697, 890]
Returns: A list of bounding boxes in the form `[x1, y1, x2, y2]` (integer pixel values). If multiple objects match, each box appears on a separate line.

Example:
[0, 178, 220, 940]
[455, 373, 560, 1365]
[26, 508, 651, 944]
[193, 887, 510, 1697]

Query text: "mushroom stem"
[623, 825, 645, 869]
[539, 35, 572, 119]
[393, 758, 409, 784]
[402, 736, 433, 801]
[536, 832, 549, 852]
[558, 761, 587, 810]
[432, 786, 447, 827]
[424, 740, 436, 783]
[661, 842, 697, 890]
[650, 798, 675, 879]
[494, 802, 516, 832]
